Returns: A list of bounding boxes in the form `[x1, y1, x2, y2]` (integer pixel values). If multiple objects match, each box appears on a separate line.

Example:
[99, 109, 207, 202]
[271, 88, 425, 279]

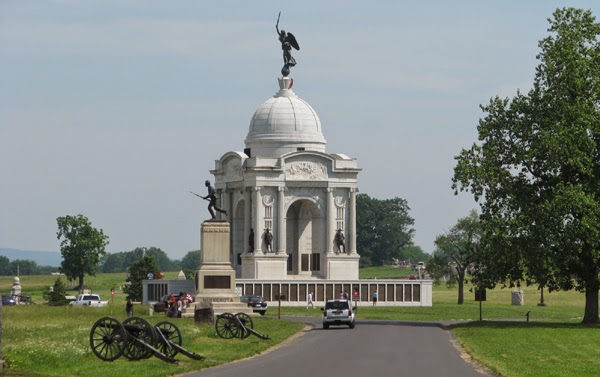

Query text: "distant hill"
[0, 248, 62, 267]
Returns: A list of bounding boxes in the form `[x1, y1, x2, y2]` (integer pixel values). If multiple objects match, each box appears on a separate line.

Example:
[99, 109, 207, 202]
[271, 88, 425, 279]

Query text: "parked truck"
[69, 294, 109, 306]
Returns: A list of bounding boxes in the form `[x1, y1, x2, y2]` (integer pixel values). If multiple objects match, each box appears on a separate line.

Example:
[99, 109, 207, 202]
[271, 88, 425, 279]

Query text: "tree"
[401, 245, 430, 264]
[56, 214, 109, 291]
[143, 247, 176, 272]
[356, 194, 415, 267]
[125, 255, 160, 301]
[8, 260, 40, 275]
[100, 251, 127, 273]
[453, 8, 600, 323]
[430, 210, 481, 304]
[180, 250, 201, 271]
[0, 256, 10, 275]
[43, 278, 69, 306]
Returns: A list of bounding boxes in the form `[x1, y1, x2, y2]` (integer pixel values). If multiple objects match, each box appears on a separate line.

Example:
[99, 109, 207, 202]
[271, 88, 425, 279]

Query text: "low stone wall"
[236, 279, 432, 307]
[143, 280, 194, 305]
[143, 278, 433, 307]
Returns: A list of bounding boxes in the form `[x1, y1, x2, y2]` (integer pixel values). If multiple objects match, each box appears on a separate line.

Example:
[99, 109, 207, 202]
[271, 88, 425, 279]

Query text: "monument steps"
[180, 301, 254, 318]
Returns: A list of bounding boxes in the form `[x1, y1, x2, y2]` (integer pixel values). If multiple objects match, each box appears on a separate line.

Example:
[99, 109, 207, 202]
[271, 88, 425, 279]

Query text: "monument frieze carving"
[335, 196, 346, 208]
[224, 159, 243, 179]
[262, 195, 274, 206]
[285, 162, 328, 180]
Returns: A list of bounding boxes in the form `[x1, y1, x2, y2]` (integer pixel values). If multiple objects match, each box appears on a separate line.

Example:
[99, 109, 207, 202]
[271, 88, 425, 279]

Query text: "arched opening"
[286, 199, 323, 277]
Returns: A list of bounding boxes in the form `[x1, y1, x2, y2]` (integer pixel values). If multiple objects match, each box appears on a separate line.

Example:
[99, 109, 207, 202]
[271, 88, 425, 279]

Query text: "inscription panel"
[204, 276, 231, 289]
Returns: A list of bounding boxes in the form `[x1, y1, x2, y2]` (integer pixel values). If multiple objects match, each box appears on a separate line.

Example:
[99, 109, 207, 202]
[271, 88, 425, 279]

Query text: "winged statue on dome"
[276, 11, 300, 77]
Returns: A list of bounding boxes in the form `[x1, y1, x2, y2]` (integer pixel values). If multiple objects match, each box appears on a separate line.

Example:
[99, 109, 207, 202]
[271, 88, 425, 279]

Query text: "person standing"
[177, 296, 183, 318]
[126, 298, 134, 317]
[372, 290, 378, 306]
[307, 292, 314, 309]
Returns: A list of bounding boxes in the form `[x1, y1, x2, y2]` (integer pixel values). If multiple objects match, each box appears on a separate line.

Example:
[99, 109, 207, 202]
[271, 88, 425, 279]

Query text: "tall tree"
[430, 210, 481, 304]
[56, 214, 109, 291]
[356, 194, 415, 267]
[453, 8, 600, 323]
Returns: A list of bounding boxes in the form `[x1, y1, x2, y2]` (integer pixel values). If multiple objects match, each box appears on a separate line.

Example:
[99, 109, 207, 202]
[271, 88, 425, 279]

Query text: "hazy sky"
[2, 1, 599, 260]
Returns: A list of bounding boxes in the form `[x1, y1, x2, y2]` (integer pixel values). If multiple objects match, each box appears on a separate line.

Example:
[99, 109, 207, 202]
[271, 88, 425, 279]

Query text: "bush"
[43, 278, 69, 306]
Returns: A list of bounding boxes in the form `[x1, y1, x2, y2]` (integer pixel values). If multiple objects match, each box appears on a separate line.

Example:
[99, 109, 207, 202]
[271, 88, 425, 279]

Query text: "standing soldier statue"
[334, 229, 346, 254]
[264, 228, 274, 252]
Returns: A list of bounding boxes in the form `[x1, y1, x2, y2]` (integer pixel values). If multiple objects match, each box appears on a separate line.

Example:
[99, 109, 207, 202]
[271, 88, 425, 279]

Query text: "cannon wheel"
[155, 321, 182, 358]
[215, 313, 240, 339]
[122, 317, 157, 360]
[235, 313, 253, 339]
[89, 317, 128, 361]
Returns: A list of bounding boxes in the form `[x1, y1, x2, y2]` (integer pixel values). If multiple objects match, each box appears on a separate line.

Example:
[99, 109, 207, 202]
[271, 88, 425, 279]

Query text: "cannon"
[89, 316, 204, 362]
[214, 312, 270, 340]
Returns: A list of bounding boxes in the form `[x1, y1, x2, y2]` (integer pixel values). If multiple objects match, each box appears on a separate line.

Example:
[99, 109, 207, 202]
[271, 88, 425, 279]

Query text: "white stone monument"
[209, 76, 361, 281]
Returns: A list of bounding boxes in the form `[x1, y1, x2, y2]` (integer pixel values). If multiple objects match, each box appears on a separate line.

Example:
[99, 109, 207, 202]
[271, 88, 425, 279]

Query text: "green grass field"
[1, 271, 598, 377]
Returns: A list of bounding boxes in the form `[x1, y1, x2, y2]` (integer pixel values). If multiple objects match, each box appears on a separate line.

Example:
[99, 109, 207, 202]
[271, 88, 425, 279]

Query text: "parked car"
[321, 299, 355, 329]
[68, 294, 109, 306]
[1, 295, 16, 306]
[240, 295, 268, 315]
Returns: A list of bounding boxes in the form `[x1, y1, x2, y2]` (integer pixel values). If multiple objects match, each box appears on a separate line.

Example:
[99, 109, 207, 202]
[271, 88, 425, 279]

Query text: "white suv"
[321, 299, 355, 329]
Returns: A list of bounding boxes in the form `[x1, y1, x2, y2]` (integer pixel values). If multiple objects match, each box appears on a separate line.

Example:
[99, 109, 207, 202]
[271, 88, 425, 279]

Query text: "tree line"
[0, 256, 57, 276]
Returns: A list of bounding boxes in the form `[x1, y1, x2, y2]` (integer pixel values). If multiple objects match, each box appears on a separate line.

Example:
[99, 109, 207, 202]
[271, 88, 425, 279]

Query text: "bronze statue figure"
[190, 180, 228, 219]
[276, 11, 300, 77]
[264, 228, 273, 252]
[249, 228, 255, 253]
[334, 229, 346, 253]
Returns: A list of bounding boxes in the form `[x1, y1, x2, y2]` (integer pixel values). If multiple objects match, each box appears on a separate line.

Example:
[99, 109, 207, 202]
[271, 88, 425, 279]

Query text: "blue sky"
[2, 1, 598, 259]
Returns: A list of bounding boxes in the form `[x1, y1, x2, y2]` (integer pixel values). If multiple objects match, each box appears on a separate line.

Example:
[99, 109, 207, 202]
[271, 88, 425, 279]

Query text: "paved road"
[185, 317, 492, 377]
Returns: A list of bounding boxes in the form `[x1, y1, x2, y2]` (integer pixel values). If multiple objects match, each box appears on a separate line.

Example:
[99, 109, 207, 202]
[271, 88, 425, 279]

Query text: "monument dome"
[245, 76, 326, 158]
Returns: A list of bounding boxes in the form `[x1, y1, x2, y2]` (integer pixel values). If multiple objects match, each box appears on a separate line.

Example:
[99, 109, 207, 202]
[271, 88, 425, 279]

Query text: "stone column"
[349, 188, 358, 254]
[244, 188, 251, 254]
[326, 188, 335, 254]
[253, 187, 263, 255]
[277, 186, 286, 255]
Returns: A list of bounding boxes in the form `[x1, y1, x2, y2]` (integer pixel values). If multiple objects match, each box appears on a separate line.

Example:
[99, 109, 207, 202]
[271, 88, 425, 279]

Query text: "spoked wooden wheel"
[215, 313, 240, 339]
[122, 317, 157, 360]
[235, 313, 253, 339]
[89, 317, 128, 361]
[155, 321, 182, 358]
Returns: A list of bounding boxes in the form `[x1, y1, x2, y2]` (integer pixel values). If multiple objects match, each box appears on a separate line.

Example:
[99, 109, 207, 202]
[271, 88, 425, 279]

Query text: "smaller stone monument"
[511, 289, 524, 306]
[195, 221, 251, 315]
[11, 277, 22, 304]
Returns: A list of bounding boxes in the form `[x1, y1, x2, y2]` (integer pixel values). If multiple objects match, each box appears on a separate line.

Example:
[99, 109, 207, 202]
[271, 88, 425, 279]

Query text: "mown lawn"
[1, 304, 303, 377]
